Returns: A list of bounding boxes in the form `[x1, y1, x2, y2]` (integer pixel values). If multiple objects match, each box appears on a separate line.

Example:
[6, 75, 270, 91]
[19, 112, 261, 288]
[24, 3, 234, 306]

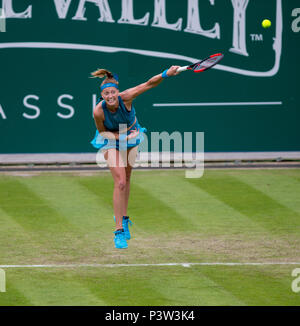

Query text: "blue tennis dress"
[90, 96, 147, 152]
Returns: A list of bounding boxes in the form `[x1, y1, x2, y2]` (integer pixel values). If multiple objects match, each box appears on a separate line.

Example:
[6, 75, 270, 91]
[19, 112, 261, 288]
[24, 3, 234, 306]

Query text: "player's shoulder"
[93, 100, 105, 120]
[119, 90, 130, 102]
[120, 91, 134, 108]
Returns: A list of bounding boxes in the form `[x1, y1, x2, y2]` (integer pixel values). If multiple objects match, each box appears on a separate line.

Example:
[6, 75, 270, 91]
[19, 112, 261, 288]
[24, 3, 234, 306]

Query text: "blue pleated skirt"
[91, 124, 147, 152]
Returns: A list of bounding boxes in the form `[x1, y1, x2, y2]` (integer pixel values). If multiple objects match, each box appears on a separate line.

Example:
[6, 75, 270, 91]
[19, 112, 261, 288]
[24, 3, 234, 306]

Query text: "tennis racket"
[177, 53, 224, 73]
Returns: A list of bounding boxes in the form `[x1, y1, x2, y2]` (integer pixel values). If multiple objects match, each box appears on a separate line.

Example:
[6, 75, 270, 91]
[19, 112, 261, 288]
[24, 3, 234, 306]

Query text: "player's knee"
[118, 180, 126, 191]
[115, 175, 126, 191]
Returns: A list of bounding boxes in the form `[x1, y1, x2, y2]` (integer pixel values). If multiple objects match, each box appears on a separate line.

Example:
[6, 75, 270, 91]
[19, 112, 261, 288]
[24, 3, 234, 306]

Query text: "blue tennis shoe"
[122, 216, 133, 240]
[114, 229, 128, 249]
[113, 216, 133, 240]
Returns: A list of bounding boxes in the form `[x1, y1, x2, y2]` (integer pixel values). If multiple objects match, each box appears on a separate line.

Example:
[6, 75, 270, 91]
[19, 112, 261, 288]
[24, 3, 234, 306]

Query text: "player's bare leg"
[104, 148, 127, 228]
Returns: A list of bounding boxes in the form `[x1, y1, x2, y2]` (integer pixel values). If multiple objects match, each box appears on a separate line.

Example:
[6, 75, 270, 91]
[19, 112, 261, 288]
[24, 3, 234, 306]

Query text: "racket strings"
[194, 58, 218, 70]
[193, 55, 223, 72]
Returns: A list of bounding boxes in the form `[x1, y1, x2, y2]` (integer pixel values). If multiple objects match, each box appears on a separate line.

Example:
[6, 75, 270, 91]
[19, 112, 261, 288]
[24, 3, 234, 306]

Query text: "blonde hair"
[90, 68, 119, 88]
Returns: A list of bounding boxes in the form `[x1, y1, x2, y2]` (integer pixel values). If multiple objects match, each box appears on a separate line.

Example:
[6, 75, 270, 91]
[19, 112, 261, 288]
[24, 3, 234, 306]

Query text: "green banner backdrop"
[0, 0, 299, 153]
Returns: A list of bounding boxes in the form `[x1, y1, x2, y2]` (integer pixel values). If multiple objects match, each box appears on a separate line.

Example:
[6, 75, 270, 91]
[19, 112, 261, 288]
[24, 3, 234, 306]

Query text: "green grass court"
[0, 169, 300, 306]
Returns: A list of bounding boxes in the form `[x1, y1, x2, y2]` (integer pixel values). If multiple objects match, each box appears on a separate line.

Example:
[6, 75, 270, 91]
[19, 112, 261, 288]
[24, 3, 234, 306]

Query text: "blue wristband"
[162, 69, 169, 78]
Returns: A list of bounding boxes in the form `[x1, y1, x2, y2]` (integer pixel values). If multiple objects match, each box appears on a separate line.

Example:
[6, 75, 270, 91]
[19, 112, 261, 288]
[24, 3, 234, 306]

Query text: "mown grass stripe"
[233, 171, 300, 216]
[78, 268, 170, 306]
[0, 177, 74, 232]
[20, 175, 113, 231]
[187, 173, 300, 234]
[196, 265, 299, 306]
[7, 269, 106, 306]
[135, 173, 266, 235]
[0, 283, 33, 306]
[57, 265, 245, 306]
[0, 176, 112, 265]
[76, 175, 114, 210]
[0, 207, 49, 264]
[129, 181, 193, 233]
[146, 266, 246, 306]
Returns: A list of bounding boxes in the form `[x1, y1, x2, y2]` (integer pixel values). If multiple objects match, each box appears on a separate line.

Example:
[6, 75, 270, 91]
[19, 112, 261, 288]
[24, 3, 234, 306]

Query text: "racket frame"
[176, 53, 223, 73]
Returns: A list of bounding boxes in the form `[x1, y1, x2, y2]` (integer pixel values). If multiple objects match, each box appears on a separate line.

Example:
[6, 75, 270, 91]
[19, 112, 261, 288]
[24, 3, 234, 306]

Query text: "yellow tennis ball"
[262, 19, 271, 28]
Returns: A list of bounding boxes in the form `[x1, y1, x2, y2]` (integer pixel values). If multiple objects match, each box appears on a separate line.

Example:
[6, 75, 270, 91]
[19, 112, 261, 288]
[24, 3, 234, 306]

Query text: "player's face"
[102, 87, 119, 107]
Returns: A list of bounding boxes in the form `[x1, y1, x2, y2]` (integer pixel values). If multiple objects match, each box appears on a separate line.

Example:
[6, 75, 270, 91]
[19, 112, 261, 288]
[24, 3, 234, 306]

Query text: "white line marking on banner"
[0, 42, 282, 77]
[153, 102, 283, 107]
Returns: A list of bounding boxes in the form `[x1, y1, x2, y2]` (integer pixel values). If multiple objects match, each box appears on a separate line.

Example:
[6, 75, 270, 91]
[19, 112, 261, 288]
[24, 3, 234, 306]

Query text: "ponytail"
[90, 68, 119, 88]
[90, 68, 114, 79]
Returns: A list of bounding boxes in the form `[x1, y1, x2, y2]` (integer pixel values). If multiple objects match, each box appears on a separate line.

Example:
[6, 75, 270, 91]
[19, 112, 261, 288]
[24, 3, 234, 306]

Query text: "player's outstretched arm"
[120, 65, 181, 103]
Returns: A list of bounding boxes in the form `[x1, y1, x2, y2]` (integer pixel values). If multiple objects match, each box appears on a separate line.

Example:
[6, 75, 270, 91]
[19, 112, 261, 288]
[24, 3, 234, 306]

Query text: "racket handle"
[177, 66, 189, 73]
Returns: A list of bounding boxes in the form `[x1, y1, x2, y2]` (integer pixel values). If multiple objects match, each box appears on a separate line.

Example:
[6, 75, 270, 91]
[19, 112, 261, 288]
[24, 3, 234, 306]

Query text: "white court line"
[0, 262, 299, 268]
[153, 102, 283, 107]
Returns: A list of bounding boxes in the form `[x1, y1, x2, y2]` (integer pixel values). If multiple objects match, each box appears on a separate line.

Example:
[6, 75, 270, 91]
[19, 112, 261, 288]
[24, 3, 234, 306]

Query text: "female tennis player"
[91, 66, 181, 249]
